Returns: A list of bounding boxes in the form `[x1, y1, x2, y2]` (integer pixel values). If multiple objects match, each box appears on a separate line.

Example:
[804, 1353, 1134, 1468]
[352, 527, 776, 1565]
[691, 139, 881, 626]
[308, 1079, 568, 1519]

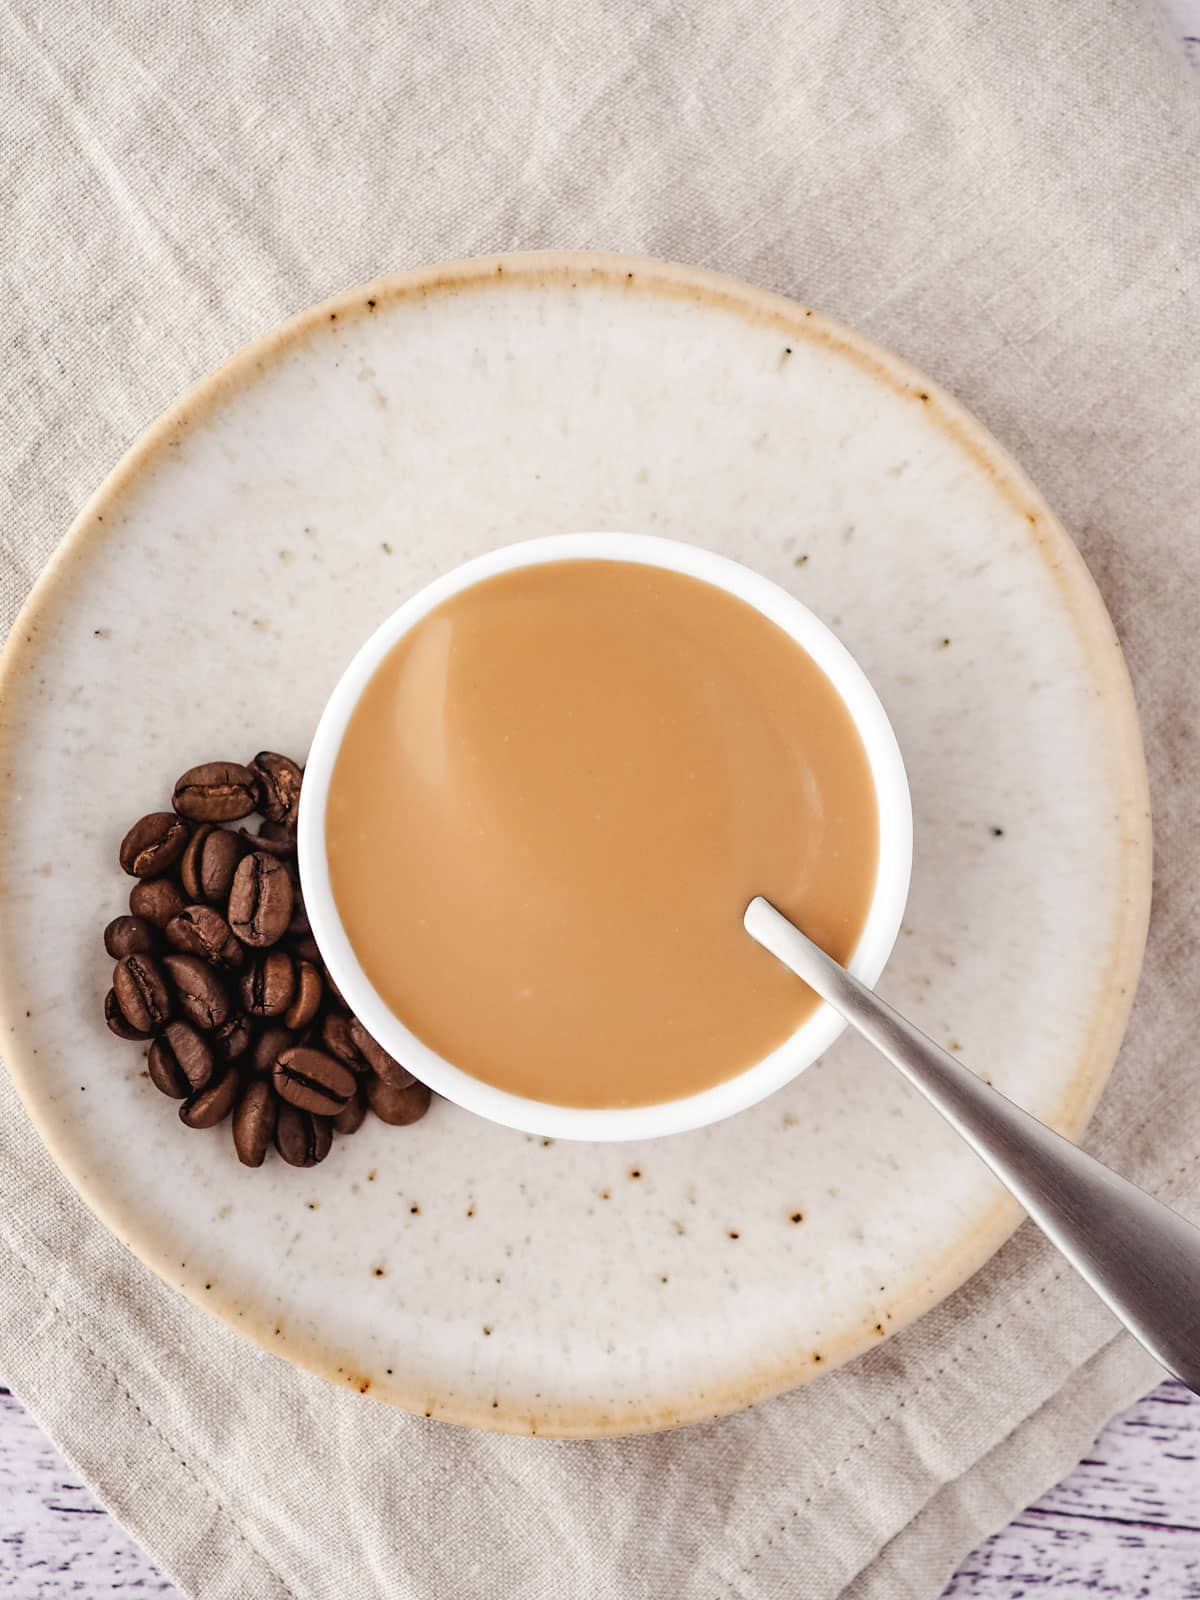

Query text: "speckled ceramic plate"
[0, 253, 1150, 1437]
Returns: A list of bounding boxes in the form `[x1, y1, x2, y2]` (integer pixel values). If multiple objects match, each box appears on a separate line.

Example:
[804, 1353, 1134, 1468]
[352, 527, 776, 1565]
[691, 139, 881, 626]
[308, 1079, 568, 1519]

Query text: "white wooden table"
[2, 10, 1197, 1595]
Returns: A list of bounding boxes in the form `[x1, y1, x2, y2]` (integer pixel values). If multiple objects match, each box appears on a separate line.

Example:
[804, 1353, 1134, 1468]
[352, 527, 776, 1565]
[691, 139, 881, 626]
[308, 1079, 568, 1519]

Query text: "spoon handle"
[745, 896, 1200, 1393]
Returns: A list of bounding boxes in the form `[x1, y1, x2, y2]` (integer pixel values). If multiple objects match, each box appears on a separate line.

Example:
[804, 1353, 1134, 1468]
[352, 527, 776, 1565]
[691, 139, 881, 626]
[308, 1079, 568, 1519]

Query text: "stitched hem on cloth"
[847, 1335, 1159, 1600]
[705, 1269, 1065, 1594]
[720, 1143, 1200, 1587]
[3, 1242, 297, 1600]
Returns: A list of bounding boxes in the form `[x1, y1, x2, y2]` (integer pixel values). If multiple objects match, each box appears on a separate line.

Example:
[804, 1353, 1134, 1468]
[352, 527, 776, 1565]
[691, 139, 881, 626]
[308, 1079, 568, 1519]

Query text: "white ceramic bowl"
[299, 532, 912, 1140]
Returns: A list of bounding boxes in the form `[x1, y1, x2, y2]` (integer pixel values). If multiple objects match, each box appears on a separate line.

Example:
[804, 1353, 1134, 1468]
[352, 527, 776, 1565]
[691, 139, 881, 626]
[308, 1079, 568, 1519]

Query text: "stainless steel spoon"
[745, 896, 1200, 1394]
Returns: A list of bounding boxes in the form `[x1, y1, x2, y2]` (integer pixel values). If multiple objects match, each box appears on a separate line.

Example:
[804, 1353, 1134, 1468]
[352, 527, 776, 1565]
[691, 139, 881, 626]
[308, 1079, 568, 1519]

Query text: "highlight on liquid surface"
[326, 560, 880, 1109]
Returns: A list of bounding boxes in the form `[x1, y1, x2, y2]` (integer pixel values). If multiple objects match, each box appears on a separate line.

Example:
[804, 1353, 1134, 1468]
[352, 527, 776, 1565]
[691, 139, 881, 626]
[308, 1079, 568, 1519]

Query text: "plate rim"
[0, 250, 1153, 1436]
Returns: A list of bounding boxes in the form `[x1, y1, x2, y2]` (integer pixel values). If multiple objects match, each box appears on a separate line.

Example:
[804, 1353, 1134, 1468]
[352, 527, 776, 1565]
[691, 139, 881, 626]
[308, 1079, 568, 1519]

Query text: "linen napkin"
[2, 2, 1198, 1596]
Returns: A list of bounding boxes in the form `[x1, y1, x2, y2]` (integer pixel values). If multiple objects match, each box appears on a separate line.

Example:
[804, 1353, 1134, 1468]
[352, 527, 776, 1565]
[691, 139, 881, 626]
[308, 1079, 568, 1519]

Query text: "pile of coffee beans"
[104, 753, 431, 1168]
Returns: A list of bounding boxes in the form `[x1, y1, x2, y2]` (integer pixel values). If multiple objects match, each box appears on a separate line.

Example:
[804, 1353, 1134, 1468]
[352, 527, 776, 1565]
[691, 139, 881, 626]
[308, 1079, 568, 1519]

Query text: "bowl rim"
[298, 531, 914, 1140]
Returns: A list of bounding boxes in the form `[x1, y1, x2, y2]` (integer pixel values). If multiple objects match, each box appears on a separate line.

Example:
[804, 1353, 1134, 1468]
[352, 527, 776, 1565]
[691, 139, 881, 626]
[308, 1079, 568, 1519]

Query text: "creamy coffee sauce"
[326, 560, 878, 1107]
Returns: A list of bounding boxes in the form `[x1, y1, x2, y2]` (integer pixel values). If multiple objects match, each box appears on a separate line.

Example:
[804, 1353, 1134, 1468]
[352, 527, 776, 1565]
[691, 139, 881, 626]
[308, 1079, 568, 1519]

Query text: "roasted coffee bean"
[166, 905, 243, 968]
[250, 751, 303, 827]
[199, 827, 244, 901]
[113, 954, 171, 1033]
[228, 852, 293, 947]
[233, 1078, 278, 1167]
[148, 1021, 214, 1098]
[147, 1041, 188, 1097]
[180, 823, 243, 902]
[179, 1066, 240, 1129]
[321, 1010, 361, 1067]
[104, 914, 158, 960]
[288, 932, 322, 965]
[238, 827, 290, 859]
[164, 1019, 215, 1090]
[274, 1103, 332, 1167]
[172, 761, 259, 823]
[349, 1018, 415, 1089]
[179, 822, 213, 901]
[162, 952, 230, 1030]
[212, 1012, 254, 1063]
[129, 876, 186, 929]
[119, 812, 188, 878]
[237, 820, 295, 859]
[273, 1046, 355, 1116]
[283, 960, 322, 1031]
[251, 1024, 295, 1077]
[367, 1076, 432, 1126]
[332, 1083, 367, 1136]
[286, 887, 310, 939]
[240, 948, 296, 1017]
[105, 987, 150, 1041]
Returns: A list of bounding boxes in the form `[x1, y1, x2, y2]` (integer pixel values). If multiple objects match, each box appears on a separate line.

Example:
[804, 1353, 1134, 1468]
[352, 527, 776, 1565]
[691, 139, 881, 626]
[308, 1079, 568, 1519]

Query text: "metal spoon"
[745, 896, 1200, 1393]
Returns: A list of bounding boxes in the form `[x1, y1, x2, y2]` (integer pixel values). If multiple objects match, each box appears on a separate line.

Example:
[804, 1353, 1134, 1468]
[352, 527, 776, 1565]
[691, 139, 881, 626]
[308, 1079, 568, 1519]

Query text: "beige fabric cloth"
[2, 2, 1198, 1596]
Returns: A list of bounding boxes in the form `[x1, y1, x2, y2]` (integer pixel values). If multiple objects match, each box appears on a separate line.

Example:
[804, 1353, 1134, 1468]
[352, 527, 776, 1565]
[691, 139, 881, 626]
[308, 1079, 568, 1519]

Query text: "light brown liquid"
[327, 560, 879, 1108]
